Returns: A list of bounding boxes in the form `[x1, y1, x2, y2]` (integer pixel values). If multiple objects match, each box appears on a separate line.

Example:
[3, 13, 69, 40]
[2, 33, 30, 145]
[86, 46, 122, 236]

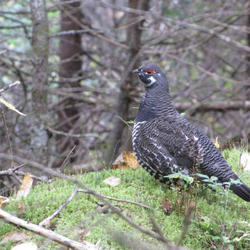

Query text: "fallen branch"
[39, 186, 78, 228]
[174, 101, 250, 112]
[0, 208, 97, 250]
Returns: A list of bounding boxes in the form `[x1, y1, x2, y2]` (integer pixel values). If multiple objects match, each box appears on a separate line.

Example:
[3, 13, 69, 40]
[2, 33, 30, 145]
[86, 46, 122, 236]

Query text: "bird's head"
[133, 64, 165, 88]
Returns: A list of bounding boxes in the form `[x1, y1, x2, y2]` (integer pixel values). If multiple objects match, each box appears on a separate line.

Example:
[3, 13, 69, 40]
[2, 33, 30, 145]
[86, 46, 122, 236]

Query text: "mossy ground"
[0, 148, 249, 249]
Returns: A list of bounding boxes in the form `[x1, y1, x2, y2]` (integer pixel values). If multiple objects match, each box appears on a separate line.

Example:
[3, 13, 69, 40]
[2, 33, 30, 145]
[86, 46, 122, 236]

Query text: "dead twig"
[149, 214, 169, 244]
[0, 164, 25, 175]
[78, 189, 152, 210]
[60, 145, 77, 170]
[39, 186, 78, 228]
[110, 229, 187, 250]
[0, 164, 48, 182]
[46, 126, 98, 138]
[177, 203, 195, 246]
[0, 81, 20, 95]
[0, 208, 97, 250]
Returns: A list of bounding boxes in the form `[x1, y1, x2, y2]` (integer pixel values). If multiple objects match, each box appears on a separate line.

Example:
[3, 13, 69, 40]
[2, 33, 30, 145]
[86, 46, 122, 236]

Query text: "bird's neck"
[136, 86, 178, 122]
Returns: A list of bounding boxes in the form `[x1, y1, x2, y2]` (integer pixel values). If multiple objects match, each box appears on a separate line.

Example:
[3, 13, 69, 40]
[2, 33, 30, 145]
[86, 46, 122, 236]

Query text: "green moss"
[0, 148, 249, 249]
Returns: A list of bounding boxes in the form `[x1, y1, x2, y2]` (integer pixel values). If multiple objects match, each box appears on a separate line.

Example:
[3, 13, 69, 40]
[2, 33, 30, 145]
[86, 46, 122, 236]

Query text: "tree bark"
[245, 2, 250, 145]
[247, 2, 250, 100]
[30, 0, 48, 115]
[56, 0, 83, 164]
[106, 0, 149, 164]
[29, 0, 49, 164]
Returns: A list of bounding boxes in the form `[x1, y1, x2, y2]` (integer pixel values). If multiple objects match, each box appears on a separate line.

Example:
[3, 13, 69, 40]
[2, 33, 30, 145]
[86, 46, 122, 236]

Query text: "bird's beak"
[133, 68, 140, 73]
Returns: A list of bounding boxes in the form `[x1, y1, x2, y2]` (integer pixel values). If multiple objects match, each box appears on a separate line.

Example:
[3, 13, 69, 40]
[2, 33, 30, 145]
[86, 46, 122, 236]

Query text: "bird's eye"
[144, 68, 155, 74]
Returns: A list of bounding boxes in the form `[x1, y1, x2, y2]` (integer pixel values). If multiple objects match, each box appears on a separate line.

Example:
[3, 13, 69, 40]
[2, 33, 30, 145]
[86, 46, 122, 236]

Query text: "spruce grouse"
[132, 64, 250, 202]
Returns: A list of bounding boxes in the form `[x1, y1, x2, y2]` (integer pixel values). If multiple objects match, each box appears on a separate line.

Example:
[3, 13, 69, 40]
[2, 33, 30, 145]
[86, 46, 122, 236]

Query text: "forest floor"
[0, 148, 249, 250]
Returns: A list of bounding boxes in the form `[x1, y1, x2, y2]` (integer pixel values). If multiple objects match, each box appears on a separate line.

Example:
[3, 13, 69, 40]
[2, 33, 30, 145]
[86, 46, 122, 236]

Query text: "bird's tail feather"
[230, 182, 250, 202]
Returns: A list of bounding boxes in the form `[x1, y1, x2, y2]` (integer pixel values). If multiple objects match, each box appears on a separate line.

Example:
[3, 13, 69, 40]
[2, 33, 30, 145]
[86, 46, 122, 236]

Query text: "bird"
[132, 64, 250, 202]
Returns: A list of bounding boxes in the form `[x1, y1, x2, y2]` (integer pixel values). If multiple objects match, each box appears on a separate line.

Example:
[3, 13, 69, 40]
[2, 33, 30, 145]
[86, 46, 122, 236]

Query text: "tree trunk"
[245, 2, 250, 146]
[106, 0, 149, 165]
[247, 2, 250, 100]
[30, 0, 48, 114]
[56, 0, 83, 165]
[29, 0, 49, 164]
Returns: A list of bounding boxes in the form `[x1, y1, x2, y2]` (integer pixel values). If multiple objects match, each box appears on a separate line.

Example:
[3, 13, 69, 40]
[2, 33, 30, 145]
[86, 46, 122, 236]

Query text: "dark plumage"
[132, 64, 250, 202]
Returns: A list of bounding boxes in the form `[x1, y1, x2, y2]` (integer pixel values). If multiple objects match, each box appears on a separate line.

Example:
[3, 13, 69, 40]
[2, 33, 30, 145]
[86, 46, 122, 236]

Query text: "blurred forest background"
[0, 0, 250, 194]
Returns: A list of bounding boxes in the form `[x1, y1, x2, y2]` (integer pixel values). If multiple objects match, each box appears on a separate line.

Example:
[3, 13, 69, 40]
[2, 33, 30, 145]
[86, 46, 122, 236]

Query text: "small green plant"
[165, 172, 194, 185]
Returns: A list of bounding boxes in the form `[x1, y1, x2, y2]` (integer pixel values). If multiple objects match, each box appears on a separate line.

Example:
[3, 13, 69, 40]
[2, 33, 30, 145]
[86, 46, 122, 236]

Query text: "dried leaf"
[112, 152, 139, 170]
[240, 152, 250, 171]
[162, 199, 172, 215]
[123, 152, 140, 169]
[0, 195, 9, 207]
[16, 173, 33, 200]
[0, 97, 26, 116]
[112, 154, 124, 169]
[11, 242, 37, 250]
[103, 176, 120, 187]
[1, 231, 29, 244]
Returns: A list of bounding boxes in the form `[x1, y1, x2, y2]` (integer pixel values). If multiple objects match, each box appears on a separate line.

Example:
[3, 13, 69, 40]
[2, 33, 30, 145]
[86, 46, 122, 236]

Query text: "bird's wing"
[150, 117, 205, 167]
[135, 117, 204, 177]
[134, 122, 184, 177]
